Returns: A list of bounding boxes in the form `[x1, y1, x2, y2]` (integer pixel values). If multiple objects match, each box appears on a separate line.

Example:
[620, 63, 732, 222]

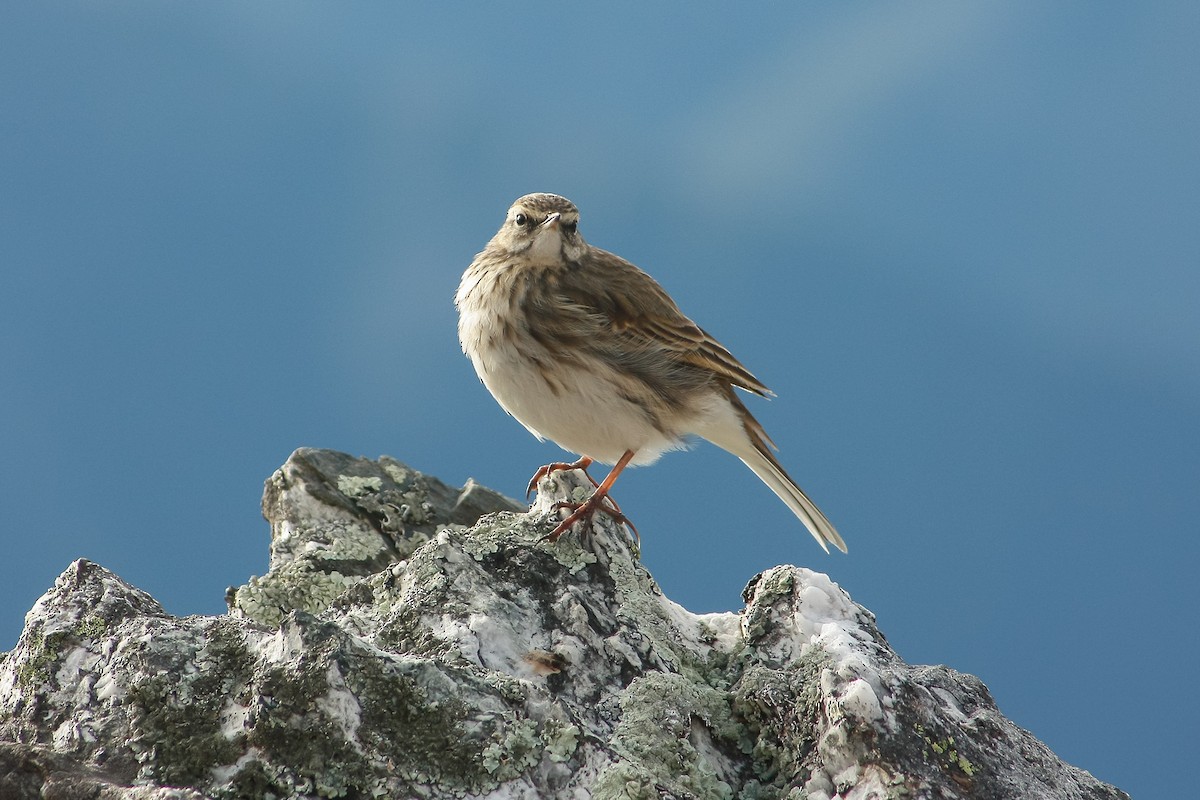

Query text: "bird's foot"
[543, 492, 639, 544]
[526, 456, 599, 499]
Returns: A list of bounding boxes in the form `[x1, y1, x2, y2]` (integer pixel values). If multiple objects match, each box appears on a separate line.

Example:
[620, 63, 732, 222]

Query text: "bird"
[455, 193, 846, 553]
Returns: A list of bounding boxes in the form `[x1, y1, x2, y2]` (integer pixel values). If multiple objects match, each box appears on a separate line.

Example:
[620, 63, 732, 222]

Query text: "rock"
[0, 448, 1129, 800]
[228, 448, 525, 628]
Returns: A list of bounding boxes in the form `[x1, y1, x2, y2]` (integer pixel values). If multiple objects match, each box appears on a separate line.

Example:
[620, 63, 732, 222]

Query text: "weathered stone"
[0, 449, 1130, 800]
[228, 448, 525, 628]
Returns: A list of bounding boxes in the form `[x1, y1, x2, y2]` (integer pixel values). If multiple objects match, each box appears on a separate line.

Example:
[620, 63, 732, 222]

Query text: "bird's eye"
[562, 220, 578, 234]
[514, 213, 529, 227]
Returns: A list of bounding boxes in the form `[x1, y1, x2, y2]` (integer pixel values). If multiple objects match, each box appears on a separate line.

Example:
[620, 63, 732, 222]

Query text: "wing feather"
[542, 247, 773, 398]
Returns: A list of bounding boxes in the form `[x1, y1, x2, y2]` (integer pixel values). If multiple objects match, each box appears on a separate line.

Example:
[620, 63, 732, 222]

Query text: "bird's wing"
[552, 247, 774, 398]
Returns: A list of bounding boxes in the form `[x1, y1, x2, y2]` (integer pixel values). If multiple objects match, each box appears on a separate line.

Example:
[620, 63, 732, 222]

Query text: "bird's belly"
[466, 337, 678, 466]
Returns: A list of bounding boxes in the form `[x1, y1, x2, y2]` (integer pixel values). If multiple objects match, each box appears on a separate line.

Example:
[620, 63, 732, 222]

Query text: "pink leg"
[526, 456, 596, 498]
[545, 449, 639, 542]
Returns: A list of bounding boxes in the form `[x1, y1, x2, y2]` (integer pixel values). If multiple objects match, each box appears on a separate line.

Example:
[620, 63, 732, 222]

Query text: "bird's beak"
[541, 212, 561, 230]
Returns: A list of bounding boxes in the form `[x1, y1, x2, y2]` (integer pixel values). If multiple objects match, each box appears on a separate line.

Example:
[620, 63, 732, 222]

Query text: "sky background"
[2, 4, 1196, 797]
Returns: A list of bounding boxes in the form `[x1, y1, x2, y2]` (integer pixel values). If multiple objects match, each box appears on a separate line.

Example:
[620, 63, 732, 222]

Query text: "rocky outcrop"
[0, 448, 1129, 799]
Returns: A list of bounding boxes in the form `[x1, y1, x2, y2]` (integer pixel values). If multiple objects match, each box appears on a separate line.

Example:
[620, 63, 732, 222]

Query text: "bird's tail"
[736, 444, 846, 554]
[699, 391, 847, 554]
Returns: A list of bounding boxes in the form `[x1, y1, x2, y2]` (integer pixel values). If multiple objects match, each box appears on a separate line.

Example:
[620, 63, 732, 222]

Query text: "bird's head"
[491, 193, 586, 265]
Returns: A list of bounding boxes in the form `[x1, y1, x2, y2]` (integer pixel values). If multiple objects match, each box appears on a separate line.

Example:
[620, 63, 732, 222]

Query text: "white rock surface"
[0, 448, 1130, 799]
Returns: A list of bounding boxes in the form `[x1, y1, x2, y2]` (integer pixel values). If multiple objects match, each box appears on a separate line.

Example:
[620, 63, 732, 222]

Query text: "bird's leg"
[544, 449, 638, 542]
[526, 455, 597, 498]
[528, 454, 626, 519]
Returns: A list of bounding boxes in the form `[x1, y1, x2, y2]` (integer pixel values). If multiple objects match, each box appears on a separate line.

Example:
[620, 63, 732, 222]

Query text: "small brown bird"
[455, 193, 846, 553]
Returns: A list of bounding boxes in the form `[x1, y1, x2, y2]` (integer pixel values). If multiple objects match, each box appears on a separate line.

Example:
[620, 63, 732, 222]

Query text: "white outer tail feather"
[737, 448, 847, 554]
[685, 394, 846, 553]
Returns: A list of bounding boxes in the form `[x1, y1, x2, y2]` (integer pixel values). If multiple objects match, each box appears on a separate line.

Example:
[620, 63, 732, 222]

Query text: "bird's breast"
[456, 264, 686, 464]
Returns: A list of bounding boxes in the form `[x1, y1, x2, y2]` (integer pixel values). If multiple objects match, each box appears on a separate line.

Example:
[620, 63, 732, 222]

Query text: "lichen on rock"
[0, 448, 1130, 800]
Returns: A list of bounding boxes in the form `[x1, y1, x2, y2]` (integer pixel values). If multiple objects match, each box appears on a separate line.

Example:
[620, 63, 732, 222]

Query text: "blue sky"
[3, 4, 1196, 797]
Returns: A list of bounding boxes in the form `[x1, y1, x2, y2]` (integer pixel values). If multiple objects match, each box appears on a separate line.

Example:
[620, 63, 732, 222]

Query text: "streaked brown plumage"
[455, 193, 846, 552]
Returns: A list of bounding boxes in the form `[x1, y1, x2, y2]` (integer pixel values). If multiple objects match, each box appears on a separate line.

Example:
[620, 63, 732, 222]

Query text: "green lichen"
[545, 532, 600, 574]
[122, 620, 255, 790]
[306, 520, 394, 563]
[220, 760, 276, 800]
[230, 562, 360, 627]
[916, 725, 976, 779]
[337, 475, 383, 497]
[594, 672, 741, 800]
[373, 607, 454, 659]
[14, 630, 67, 688]
[355, 556, 467, 662]
[382, 463, 410, 484]
[126, 668, 244, 786]
[391, 489, 433, 525]
[199, 619, 255, 681]
[347, 653, 493, 793]
[740, 569, 796, 641]
[730, 656, 827, 795]
[482, 718, 541, 780]
[480, 669, 533, 706]
[462, 529, 503, 562]
[545, 719, 580, 763]
[233, 662, 372, 797]
[76, 613, 108, 640]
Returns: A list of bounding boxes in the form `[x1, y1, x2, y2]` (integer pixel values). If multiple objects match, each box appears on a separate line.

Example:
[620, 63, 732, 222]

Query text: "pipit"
[455, 193, 846, 553]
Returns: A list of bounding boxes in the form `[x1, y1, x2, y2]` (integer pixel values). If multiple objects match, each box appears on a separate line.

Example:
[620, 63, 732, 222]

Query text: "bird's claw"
[526, 456, 598, 499]
[542, 495, 639, 544]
